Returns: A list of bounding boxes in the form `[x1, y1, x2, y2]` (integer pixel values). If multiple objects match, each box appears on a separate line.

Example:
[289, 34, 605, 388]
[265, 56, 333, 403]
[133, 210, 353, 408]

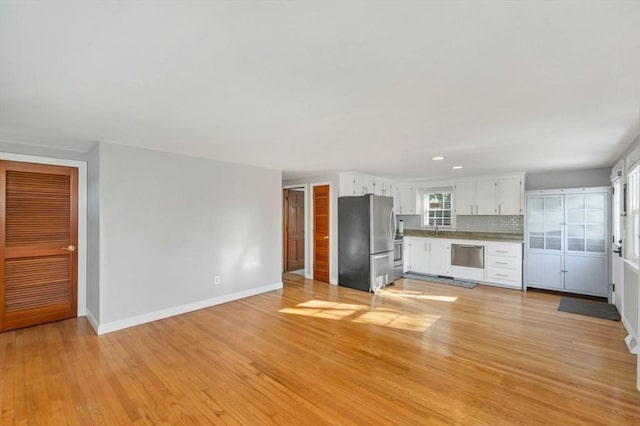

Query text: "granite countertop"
[403, 229, 524, 243]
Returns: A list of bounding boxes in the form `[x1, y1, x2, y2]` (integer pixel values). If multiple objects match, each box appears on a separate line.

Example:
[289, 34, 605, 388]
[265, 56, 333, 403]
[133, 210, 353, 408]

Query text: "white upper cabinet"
[476, 180, 497, 215]
[355, 175, 374, 195]
[339, 173, 357, 196]
[497, 178, 523, 215]
[399, 185, 417, 215]
[454, 181, 475, 215]
[388, 183, 398, 211]
[454, 175, 523, 215]
[374, 181, 387, 196]
[339, 172, 522, 217]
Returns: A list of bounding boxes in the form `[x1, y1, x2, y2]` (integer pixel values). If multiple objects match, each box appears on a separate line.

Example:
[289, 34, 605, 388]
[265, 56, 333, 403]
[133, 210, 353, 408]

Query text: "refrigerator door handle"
[389, 209, 396, 242]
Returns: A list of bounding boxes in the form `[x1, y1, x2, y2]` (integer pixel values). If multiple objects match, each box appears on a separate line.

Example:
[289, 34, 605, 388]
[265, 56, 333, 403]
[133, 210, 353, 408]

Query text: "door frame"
[282, 185, 306, 274]
[310, 182, 333, 284]
[0, 152, 87, 318]
[283, 184, 310, 278]
[611, 177, 624, 310]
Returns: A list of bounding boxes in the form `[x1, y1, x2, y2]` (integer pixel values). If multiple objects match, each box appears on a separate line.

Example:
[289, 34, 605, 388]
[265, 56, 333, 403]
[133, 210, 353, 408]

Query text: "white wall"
[526, 168, 610, 190]
[86, 144, 100, 323]
[611, 135, 640, 392]
[96, 142, 282, 331]
[283, 174, 339, 284]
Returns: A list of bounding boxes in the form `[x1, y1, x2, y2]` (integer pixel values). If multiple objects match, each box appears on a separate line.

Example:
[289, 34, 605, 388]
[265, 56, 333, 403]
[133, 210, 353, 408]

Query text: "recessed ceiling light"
[452, 166, 463, 170]
[432, 156, 445, 161]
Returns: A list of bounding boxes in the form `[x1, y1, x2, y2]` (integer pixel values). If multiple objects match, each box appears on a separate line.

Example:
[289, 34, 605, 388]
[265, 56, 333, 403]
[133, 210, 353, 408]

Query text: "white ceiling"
[0, 1, 639, 180]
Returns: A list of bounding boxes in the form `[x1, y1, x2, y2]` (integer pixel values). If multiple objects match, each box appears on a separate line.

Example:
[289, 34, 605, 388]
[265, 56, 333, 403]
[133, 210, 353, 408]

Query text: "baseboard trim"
[622, 315, 637, 342]
[95, 282, 283, 335]
[625, 334, 639, 355]
[85, 309, 99, 334]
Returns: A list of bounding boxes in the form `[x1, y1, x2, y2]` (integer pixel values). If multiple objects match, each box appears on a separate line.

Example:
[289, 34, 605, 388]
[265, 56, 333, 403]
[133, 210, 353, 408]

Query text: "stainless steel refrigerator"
[338, 194, 396, 292]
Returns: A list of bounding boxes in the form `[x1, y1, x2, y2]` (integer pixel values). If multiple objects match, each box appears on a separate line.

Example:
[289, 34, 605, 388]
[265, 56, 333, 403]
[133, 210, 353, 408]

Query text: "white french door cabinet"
[525, 187, 610, 297]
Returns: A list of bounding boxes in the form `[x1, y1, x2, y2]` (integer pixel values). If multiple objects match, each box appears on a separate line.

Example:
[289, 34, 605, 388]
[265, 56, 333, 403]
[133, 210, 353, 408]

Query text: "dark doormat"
[558, 297, 620, 321]
[403, 272, 477, 289]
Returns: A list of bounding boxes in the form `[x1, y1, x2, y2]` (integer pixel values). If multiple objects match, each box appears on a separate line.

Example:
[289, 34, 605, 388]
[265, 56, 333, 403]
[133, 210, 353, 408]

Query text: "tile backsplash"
[398, 214, 523, 234]
[455, 215, 523, 233]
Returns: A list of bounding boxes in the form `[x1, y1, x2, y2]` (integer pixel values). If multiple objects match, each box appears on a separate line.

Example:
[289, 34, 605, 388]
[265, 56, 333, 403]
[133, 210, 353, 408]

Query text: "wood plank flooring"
[1, 274, 639, 425]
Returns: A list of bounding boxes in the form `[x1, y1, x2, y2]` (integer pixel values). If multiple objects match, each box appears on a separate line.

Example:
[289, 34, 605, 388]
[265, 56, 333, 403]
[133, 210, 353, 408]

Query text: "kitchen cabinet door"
[403, 239, 410, 273]
[526, 252, 564, 290]
[400, 186, 417, 215]
[354, 175, 373, 195]
[408, 238, 428, 273]
[454, 181, 475, 215]
[497, 178, 522, 215]
[389, 183, 400, 213]
[339, 173, 356, 196]
[476, 180, 497, 215]
[564, 254, 608, 297]
[374, 181, 387, 196]
[428, 238, 450, 276]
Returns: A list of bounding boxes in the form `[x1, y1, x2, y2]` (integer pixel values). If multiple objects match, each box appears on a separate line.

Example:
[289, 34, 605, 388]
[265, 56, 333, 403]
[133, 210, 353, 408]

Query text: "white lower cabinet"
[404, 237, 450, 276]
[484, 242, 523, 289]
[428, 239, 450, 276]
[403, 237, 523, 290]
[409, 238, 428, 273]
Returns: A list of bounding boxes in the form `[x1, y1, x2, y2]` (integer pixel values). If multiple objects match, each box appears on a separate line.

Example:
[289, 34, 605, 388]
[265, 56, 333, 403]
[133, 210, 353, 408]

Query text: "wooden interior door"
[0, 161, 78, 332]
[285, 189, 305, 272]
[313, 185, 330, 283]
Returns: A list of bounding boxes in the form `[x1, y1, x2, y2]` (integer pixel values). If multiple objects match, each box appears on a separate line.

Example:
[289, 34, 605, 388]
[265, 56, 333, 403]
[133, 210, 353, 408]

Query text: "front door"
[313, 185, 330, 283]
[0, 161, 78, 332]
[284, 188, 305, 272]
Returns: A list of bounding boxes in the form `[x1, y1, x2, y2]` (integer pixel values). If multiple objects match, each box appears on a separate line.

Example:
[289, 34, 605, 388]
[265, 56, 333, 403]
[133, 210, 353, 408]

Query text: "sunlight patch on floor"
[381, 289, 458, 302]
[352, 309, 441, 332]
[279, 299, 441, 332]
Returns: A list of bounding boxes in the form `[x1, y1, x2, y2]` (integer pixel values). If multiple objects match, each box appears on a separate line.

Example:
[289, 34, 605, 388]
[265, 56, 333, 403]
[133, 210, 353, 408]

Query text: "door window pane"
[567, 209, 584, 224]
[529, 197, 544, 210]
[546, 237, 561, 250]
[568, 224, 584, 238]
[586, 224, 604, 239]
[586, 209, 604, 224]
[586, 239, 605, 253]
[567, 238, 585, 251]
[545, 197, 562, 210]
[566, 195, 584, 209]
[586, 194, 604, 209]
[530, 236, 544, 249]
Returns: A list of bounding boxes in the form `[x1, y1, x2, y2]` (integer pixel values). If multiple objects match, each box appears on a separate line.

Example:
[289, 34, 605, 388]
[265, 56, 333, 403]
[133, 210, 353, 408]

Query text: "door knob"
[62, 245, 76, 252]
[323, 235, 329, 240]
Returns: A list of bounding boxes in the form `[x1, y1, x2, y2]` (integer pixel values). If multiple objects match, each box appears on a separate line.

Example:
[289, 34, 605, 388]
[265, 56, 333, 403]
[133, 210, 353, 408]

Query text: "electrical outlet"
[214, 275, 221, 285]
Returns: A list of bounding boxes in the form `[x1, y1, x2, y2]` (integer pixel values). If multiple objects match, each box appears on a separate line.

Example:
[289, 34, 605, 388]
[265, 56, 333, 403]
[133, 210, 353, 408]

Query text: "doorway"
[612, 178, 623, 310]
[283, 187, 305, 275]
[0, 160, 79, 331]
[313, 184, 330, 283]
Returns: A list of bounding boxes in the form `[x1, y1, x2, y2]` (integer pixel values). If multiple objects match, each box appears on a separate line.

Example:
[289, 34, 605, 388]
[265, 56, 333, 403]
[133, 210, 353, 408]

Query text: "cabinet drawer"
[486, 244, 520, 258]
[486, 255, 520, 269]
[486, 267, 521, 283]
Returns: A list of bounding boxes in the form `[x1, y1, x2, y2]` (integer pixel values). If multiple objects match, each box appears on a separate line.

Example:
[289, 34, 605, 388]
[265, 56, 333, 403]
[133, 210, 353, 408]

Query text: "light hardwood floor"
[1, 274, 639, 425]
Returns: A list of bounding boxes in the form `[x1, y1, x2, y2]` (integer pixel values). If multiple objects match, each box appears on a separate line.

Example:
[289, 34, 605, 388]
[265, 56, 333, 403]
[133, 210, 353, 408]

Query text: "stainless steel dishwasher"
[451, 244, 484, 268]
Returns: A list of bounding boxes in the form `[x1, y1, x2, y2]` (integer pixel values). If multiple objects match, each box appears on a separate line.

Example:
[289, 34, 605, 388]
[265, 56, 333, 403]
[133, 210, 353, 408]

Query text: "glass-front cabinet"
[526, 188, 609, 297]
